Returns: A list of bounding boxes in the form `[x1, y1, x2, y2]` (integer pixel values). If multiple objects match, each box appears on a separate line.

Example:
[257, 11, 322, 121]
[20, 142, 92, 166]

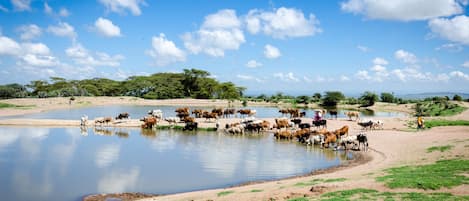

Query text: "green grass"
[294, 178, 346, 187]
[415, 101, 466, 117]
[320, 188, 469, 201]
[425, 120, 469, 128]
[250, 189, 263, 193]
[217, 190, 234, 197]
[0, 102, 34, 109]
[376, 159, 469, 190]
[427, 145, 454, 153]
[287, 197, 309, 201]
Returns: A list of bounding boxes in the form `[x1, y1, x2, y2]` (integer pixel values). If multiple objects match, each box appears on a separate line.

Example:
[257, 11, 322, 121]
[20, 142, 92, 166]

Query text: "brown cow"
[274, 118, 290, 129]
[223, 108, 236, 118]
[203, 111, 218, 122]
[141, 116, 157, 129]
[182, 116, 195, 123]
[212, 108, 224, 117]
[175, 107, 189, 113]
[334, 125, 349, 138]
[274, 130, 293, 140]
[192, 109, 204, 118]
[345, 111, 360, 121]
[322, 132, 337, 148]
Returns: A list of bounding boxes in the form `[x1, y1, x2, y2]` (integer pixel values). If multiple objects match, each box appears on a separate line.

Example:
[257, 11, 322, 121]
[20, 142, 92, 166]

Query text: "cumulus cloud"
[94, 17, 122, 37]
[394, 49, 418, 64]
[264, 44, 281, 59]
[47, 22, 77, 40]
[0, 35, 22, 56]
[11, 0, 31, 11]
[66, 43, 124, 67]
[99, 0, 145, 16]
[340, 75, 351, 81]
[236, 74, 264, 83]
[44, 2, 70, 17]
[146, 33, 186, 66]
[435, 43, 463, 52]
[273, 72, 299, 82]
[17, 24, 42, 41]
[429, 15, 469, 45]
[245, 7, 321, 39]
[95, 144, 120, 168]
[356, 70, 371, 80]
[463, 61, 469, 68]
[183, 9, 245, 57]
[246, 60, 262, 68]
[340, 0, 464, 21]
[450, 70, 469, 80]
[373, 57, 388, 65]
[98, 168, 139, 193]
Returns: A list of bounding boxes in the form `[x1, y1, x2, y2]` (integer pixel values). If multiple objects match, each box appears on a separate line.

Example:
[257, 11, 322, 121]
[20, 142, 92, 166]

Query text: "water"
[0, 126, 349, 201]
[1, 105, 408, 120]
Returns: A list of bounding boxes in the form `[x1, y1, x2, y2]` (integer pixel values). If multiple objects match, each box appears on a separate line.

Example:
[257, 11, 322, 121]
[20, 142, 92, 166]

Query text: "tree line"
[0, 68, 245, 100]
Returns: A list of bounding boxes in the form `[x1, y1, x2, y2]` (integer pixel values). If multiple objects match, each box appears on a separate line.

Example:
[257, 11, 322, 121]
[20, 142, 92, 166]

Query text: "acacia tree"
[360, 91, 378, 107]
[380, 92, 395, 103]
[182, 68, 210, 97]
[321, 91, 345, 106]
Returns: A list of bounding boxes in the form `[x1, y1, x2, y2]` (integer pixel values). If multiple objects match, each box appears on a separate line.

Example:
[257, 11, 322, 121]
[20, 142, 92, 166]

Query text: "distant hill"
[397, 92, 469, 100]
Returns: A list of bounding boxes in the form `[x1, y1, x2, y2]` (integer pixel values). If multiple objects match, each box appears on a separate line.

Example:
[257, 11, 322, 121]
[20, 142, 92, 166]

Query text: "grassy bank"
[0, 102, 34, 109]
[425, 119, 469, 128]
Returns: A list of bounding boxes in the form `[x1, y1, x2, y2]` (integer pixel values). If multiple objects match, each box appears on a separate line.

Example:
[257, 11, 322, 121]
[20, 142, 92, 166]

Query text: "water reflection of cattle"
[94, 127, 113, 136]
[141, 128, 157, 138]
[183, 122, 198, 131]
[116, 112, 129, 120]
[115, 130, 129, 138]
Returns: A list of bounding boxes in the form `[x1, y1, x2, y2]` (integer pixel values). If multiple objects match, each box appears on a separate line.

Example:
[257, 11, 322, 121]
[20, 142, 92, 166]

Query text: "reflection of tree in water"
[115, 130, 129, 138]
[361, 109, 375, 116]
[140, 129, 157, 138]
[93, 127, 113, 136]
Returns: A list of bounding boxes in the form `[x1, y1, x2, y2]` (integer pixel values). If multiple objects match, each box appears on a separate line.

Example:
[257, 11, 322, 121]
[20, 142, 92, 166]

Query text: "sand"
[1, 97, 468, 201]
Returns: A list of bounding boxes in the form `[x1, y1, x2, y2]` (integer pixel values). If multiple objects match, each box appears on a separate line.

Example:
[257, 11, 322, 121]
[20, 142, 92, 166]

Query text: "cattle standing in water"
[223, 109, 236, 118]
[357, 133, 368, 151]
[80, 115, 88, 126]
[116, 112, 130, 120]
[141, 116, 157, 129]
[345, 111, 360, 121]
[191, 109, 204, 118]
[183, 122, 198, 131]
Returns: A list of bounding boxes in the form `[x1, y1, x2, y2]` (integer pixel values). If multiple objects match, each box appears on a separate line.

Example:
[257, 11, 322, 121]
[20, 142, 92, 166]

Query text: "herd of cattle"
[79, 108, 385, 151]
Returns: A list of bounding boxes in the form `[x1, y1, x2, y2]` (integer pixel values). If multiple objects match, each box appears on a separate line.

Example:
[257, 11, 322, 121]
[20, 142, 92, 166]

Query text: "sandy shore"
[1, 97, 468, 201]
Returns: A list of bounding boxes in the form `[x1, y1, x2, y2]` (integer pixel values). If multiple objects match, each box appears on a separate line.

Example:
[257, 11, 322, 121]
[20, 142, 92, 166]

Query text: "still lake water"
[0, 126, 350, 201]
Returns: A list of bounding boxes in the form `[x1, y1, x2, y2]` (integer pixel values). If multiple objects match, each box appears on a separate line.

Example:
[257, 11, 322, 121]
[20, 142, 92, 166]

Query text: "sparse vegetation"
[415, 97, 466, 116]
[217, 190, 234, 197]
[427, 145, 453, 153]
[376, 159, 469, 190]
[0, 102, 33, 109]
[287, 197, 309, 201]
[359, 91, 378, 107]
[320, 188, 469, 201]
[425, 119, 469, 128]
[250, 189, 263, 193]
[294, 178, 346, 187]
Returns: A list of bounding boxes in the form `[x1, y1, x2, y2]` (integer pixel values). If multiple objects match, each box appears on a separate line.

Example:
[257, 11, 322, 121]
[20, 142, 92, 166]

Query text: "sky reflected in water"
[0, 126, 349, 201]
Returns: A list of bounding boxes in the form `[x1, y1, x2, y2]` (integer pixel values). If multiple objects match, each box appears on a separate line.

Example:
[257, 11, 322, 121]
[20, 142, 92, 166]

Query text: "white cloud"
[341, 0, 464, 21]
[429, 15, 469, 45]
[47, 22, 77, 40]
[463, 61, 469, 68]
[246, 60, 262, 68]
[435, 73, 450, 82]
[94, 17, 122, 37]
[44, 3, 70, 17]
[264, 44, 281, 59]
[356, 70, 371, 80]
[17, 24, 42, 41]
[183, 9, 245, 57]
[435, 43, 463, 52]
[95, 144, 120, 168]
[273, 72, 299, 82]
[236, 74, 264, 82]
[146, 33, 186, 66]
[450, 71, 469, 80]
[0, 5, 9, 12]
[357, 45, 370, 52]
[99, 0, 145, 16]
[98, 168, 139, 193]
[11, 0, 31, 11]
[66, 43, 124, 67]
[245, 7, 321, 39]
[391, 68, 432, 82]
[21, 43, 51, 55]
[19, 54, 59, 67]
[340, 75, 350, 81]
[0, 35, 22, 56]
[394, 49, 418, 64]
[373, 57, 388, 65]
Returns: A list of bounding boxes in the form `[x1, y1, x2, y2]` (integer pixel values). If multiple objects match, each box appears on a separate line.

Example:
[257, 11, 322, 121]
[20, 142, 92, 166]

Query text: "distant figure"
[314, 110, 322, 121]
[417, 116, 424, 130]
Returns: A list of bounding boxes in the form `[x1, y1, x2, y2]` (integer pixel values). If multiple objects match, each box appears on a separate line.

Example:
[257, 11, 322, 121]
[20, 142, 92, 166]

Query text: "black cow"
[312, 119, 327, 129]
[183, 122, 198, 131]
[357, 133, 368, 151]
[299, 123, 311, 129]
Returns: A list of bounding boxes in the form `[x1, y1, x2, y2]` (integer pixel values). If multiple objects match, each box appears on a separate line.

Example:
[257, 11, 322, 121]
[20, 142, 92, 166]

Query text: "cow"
[299, 123, 311, 130]
[94, 117, 112, 126]
[191, 109, 204, 118]
[211, 108, 224, 117]
[202, 111, 218, 122]
[279, 109, 289, 117]
[338, 135, 358, 150]
[305, 134, 325, 145]
[116, 112, 130, 120]
[334, 125, 349, 138]
[372, 120, 384, 130]
[225, 124, 245, 134]
[80, 115, 88, 126]
[312, 119, 327, 129]
[176, 112, 190, 120]
[175, 107, 189, 113]
[274, 130, 293, 140]
[244, 121, 263, 133]
[164, 117, 179, 125]
[183, 122, 198, 131]
[237, 109, 256, 117]
[357, 133, 368, 151]
[274, 118, 291, 129]
[328, 110, 338, 119]
[148, 109, 163, 119]
[181, 116, 195, 123]
[322, 132, 338, 148]
[290, 118, 302, 127]
[345, 111, 360, 121]
[223, 109, 236, 118]
[358, 120, 374, 130]
[141, 116, 157, 129]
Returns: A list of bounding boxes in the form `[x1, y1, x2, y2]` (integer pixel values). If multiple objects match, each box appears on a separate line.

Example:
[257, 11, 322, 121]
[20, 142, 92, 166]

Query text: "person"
[417, 115, 424, 130]
[314, 110, 322, 121]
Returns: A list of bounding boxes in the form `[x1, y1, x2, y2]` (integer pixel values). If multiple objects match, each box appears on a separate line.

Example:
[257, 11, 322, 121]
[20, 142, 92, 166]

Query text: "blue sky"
[0, 0, 468, 95]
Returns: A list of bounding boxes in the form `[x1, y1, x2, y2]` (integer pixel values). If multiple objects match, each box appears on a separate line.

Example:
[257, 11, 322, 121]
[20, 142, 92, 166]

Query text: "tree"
[453, 94, 462, 101]
[182, 68, 210, 97]
[321, 91, 345, 106]
[295, 95, 310, 105]
[312, 92, 322, 102]
[380, 92, 395, 103]
[360, 91, 378, 107]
